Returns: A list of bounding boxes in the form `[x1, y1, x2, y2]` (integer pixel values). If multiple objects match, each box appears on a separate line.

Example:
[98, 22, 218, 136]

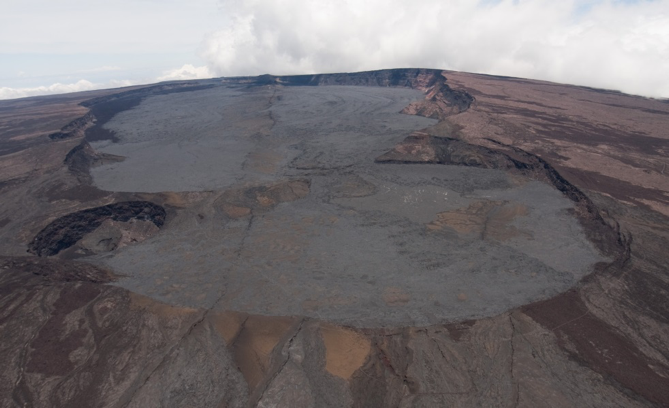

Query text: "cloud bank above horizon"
[201, 0, 669, 97]
[1, 0, 668, 99]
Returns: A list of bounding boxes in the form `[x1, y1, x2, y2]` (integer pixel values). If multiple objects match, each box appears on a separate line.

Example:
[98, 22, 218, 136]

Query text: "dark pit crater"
[28, 201, 166, 257]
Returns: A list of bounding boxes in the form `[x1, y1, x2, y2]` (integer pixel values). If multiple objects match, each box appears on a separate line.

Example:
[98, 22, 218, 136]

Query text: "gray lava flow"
[85, 84, 605, 327]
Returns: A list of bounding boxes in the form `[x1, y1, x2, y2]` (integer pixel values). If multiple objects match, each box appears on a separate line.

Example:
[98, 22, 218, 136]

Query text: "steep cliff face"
[47, 112, 95, 140]
[228, 68, 442, 88]
[376, 133, 627, 259]
[1, 68, 668, 407]
[400, 72, 474, 118]
[228, 68, 474, 118]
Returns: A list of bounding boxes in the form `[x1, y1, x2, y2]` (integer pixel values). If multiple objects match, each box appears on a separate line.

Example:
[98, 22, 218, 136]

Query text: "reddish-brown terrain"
[0, 69, 668, 407]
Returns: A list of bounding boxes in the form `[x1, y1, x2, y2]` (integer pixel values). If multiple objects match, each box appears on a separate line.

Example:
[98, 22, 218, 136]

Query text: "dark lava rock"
[28, 201, 166, 257]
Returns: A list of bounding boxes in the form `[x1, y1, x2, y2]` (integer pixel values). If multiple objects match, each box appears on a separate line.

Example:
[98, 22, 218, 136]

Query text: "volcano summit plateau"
[0, 69, 668, 407]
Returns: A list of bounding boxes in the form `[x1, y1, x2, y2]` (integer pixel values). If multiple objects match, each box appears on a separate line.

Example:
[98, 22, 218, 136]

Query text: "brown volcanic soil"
[440, 71, 669, 216]
[0, 69, 668, 407]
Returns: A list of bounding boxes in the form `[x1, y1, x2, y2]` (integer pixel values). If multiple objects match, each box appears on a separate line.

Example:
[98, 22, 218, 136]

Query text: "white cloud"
[0, 79, 97, 99]
[200, 0, 669, 98]
[157, 64, 214, 81]
[0, 79, 147, 100]
[4, 0, 667, 99]
[0, 64, 217, 100]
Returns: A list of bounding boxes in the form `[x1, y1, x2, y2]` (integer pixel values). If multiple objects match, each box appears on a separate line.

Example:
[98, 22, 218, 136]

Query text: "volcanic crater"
[1, 68, 667, 407]
[50, 76, 609, 327]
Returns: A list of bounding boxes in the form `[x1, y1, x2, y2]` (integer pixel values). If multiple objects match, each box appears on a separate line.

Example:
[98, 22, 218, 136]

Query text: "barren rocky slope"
[0, 69, 667, 407]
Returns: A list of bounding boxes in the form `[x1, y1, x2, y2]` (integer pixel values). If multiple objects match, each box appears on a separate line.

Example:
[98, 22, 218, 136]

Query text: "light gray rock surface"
[87, 85, 605, 326]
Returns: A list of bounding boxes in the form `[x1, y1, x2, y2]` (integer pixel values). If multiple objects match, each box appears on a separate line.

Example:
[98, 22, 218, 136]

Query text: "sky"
[1, 0, 668, 99]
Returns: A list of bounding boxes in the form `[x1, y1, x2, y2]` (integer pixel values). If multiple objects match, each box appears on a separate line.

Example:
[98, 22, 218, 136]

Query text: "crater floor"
[89, 85, 605, 326]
